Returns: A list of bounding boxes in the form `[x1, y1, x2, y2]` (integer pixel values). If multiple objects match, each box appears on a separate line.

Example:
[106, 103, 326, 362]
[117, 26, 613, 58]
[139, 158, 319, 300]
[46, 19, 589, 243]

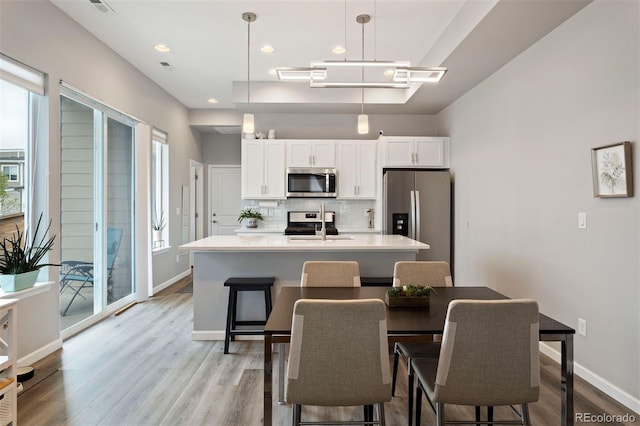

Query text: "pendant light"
[357, 14, 369, 134]
[242, 12, 256, 135]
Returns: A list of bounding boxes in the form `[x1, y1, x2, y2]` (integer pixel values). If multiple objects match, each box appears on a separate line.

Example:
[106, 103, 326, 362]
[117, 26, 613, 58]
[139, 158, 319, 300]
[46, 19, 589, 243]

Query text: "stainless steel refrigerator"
[383, 169, 451, 263]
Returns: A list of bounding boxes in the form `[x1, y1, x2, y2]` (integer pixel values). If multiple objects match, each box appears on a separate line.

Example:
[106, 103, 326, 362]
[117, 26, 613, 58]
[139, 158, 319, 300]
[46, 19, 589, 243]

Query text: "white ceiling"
[50, 0, 591, 117]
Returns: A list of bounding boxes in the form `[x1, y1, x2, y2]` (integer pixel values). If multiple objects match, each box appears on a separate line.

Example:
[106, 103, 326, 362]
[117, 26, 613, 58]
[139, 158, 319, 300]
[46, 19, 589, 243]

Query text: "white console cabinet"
[382, 136, 449, 168]
[241, 139, 286, 199]
[0, 299, 17, 426]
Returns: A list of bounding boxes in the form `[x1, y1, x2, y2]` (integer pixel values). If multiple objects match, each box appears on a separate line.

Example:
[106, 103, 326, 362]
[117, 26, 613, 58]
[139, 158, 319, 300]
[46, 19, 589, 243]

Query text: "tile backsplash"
[242, 199, 376, 229]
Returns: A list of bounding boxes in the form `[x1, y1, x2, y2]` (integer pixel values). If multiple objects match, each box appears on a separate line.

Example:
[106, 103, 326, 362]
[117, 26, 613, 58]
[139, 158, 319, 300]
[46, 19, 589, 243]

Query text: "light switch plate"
[578, 212, 587, 229]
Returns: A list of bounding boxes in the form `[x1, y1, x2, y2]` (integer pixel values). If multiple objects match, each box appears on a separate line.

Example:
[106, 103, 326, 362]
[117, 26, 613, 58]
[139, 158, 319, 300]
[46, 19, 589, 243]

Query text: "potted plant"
[152, 210, 166, 247]
[237, 208, 264, 228]
[0, 213, 57, 292]
[385, 284, 438, 308]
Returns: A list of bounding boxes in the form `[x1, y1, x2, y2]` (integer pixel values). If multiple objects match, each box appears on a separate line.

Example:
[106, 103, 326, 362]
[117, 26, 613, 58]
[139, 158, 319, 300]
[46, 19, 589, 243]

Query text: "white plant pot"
[244, 218, 258, 228]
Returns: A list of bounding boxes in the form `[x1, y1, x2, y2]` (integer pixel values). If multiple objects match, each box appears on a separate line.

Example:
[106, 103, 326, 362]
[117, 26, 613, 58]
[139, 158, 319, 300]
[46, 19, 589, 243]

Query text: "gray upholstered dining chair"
[277, 260, 362, 404]
[412, 299, 540, 426]
[285, 299, 392, 425]
[391, 260, 453, 426]
[301, 260, 361, 287]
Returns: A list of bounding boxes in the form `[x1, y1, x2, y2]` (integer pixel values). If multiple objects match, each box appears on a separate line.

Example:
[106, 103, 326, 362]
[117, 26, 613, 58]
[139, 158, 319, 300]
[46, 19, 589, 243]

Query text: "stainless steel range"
[284, 211, 339, 236]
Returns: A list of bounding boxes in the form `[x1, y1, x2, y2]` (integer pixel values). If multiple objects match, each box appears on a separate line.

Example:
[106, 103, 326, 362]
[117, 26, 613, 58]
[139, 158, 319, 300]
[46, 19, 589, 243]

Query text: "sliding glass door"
[59, 90, 135, 332]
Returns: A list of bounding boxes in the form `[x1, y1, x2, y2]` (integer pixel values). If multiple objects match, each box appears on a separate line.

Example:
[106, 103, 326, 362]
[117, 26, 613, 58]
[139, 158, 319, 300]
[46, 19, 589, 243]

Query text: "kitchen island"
[180, 234, 429, 340]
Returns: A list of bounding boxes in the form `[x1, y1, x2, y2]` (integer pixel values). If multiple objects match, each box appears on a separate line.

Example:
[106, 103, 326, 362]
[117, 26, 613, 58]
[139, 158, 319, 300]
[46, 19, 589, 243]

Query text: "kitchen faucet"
[316, 203, 326, 240]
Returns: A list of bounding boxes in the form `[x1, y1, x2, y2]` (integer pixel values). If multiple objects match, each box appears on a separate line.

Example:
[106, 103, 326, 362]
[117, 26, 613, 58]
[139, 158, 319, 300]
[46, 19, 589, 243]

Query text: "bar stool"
[224, 277, 275, 354]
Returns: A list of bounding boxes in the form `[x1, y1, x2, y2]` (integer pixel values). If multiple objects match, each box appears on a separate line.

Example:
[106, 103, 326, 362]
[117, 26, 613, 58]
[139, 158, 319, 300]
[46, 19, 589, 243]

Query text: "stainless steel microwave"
[286, 168, 337, 198]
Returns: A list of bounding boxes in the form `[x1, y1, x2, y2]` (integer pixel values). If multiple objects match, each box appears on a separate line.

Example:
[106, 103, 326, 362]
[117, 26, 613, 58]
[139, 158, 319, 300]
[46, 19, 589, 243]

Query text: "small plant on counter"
[0, 213, 57, 275]
[152, 210, 166, 231]
[386, 284, 438, 298]
[237, 208, 264, 223]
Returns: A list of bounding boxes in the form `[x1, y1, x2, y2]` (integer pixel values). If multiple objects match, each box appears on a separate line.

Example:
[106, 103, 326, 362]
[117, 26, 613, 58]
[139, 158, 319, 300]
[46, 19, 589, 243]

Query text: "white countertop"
[233, 227, 381, 234]
[180, 234, 429, 252]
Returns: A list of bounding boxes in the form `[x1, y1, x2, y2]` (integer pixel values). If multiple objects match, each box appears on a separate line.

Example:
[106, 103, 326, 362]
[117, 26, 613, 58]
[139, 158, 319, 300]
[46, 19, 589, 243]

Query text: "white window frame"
[151, 128, 169, 251]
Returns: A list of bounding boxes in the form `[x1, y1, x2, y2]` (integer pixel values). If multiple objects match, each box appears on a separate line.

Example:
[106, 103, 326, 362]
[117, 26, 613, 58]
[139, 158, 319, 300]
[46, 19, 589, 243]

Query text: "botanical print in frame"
[591, 141, 633, 198]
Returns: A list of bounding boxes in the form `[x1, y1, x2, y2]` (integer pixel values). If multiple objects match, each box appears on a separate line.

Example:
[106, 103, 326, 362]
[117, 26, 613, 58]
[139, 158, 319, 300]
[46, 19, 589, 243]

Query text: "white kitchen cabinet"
[337, 140, 377, 199]
[241, 139, 286, 199]
[286, 140, 336, 168]
[382, 136, 449, 168]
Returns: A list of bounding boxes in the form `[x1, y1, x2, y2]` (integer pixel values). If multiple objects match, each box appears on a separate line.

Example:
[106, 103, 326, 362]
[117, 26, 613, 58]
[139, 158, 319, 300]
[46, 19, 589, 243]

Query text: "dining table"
[263, 286, 575, 426]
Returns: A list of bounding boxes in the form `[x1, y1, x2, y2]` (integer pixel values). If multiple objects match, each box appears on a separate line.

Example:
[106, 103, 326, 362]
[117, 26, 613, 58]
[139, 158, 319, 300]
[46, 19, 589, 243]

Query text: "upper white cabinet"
[337, 140, 377, 199]
[241, 139, 286, 199]
[286, 140, 336, 168]
[381, 136, 449, 168]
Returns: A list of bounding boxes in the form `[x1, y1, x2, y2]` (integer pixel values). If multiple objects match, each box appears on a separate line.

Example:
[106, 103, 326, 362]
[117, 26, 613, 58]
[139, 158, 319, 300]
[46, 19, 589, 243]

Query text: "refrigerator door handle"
[410, 190, 416, 239]
[415, 190, 421, 241]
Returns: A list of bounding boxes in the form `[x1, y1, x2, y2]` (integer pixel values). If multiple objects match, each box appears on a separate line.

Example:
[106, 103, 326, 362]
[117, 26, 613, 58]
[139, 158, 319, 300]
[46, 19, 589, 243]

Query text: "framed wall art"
[591, 141, 633, 198]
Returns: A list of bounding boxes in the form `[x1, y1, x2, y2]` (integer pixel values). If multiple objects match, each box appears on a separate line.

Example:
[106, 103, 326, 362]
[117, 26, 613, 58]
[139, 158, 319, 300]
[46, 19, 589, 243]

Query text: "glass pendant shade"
[242, 113, 255, 134]
[357, 114, 369, 134]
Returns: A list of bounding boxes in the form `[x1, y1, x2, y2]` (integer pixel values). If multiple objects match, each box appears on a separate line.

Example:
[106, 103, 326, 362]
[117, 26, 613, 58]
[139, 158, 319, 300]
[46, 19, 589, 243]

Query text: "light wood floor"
[18, 279, 638, 425]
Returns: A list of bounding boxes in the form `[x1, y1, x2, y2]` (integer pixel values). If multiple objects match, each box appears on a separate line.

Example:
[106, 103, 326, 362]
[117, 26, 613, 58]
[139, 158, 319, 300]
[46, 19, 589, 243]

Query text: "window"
[1, 165, 19, 182]
[0, 54, 45, 229]
[151, 129, 169, 249]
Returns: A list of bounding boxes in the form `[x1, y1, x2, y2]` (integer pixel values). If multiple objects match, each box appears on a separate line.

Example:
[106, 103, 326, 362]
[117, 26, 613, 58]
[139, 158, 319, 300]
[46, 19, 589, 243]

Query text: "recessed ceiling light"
[154, 44, 171, 53]
[268, 68, 277, 76]
[332, 45, 346, 55]
[207, 98, 218, 104]
[260, 45, 275, 54]
[383, 69, 395, 76]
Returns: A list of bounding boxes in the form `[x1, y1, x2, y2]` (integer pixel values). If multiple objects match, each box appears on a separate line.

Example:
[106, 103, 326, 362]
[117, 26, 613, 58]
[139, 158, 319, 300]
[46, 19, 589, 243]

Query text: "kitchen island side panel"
[192, 250, 417, 339]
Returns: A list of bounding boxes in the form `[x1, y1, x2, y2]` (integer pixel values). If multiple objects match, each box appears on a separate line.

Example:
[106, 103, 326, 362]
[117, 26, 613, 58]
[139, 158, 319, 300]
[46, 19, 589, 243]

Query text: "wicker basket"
[0, 384, 14, 425]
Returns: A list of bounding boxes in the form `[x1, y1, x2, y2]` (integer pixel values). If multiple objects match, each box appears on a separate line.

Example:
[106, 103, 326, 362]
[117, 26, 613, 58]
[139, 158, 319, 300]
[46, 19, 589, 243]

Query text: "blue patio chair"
[59, 227, 122, 316]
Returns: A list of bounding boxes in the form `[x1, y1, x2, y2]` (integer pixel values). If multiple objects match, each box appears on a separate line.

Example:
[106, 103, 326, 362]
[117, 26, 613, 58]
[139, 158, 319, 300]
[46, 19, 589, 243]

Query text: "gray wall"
[0, 1, 201, 289]
[437, 0, 639, 403]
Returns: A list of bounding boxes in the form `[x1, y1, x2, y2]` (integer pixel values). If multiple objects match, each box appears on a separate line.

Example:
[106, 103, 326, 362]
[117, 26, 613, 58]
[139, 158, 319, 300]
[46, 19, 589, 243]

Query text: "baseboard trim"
[539, 342, 640, 414]
[152, 269, 191, 295]
[18, 338, 63, 367]
[191, 330, 264, 342]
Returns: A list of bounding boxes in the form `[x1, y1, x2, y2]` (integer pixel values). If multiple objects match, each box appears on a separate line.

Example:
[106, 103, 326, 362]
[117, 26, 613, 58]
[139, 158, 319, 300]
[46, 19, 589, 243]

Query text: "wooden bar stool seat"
[224, 277, 275, 354]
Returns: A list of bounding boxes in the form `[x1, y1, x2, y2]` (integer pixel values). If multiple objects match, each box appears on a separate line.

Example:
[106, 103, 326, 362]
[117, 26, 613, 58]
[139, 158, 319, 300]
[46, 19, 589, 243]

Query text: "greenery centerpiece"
[237, 208, 264, 228]
[385, 284, 438, 308]
[0, 214, 57, 292]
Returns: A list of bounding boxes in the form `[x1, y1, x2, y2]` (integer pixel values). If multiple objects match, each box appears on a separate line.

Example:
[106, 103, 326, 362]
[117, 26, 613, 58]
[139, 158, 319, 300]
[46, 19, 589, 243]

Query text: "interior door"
[209, 166, 242, 235]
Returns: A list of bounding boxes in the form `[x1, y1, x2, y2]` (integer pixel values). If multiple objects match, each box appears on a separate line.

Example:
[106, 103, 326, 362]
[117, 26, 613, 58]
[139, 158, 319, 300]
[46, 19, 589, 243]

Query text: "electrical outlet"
[578, 318, 587, 336]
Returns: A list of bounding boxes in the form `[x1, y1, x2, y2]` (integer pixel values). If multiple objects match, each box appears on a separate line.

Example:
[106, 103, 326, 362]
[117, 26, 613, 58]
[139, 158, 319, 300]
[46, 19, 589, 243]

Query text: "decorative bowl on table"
[384, 285, 437, 308]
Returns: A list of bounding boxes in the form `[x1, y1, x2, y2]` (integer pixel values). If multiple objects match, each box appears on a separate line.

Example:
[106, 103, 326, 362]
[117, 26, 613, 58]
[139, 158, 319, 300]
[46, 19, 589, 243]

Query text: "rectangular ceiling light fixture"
[309, 60, 411, 68]
[276, 67, 326, 81]
[275, 62, 446, 88]
[393, 67, 447, 83]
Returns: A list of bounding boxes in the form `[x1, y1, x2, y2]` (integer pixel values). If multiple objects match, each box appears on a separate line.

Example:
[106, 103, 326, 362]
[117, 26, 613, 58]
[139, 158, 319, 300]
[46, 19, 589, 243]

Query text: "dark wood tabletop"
[264, 286, 575, 336]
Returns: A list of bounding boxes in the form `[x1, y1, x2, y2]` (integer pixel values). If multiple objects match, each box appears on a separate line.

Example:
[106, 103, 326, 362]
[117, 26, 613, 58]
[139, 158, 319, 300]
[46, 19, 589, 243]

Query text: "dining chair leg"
[436, 402, 445, 426]
[364, 405, 373, 422]
[377, 402, 386, 426]
[391, 344, 400, 396]
[292, 404, 301, 426]
[278, 343, 286, 403]
[415, 383, 423, 426]
[521, 404, 530, 426]
[488, 406, 494, 425]
[475, 406, 481, 426]
[407, 367, 414, 426]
